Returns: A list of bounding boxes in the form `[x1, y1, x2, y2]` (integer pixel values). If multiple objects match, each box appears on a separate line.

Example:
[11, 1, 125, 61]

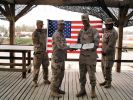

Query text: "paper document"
[82, 43, 94, 49]
[69, 44, 82, 49]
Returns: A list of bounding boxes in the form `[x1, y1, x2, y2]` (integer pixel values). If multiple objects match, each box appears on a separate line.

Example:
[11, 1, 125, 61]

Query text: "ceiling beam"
[15, 0, 37, 21]
[97, 0, 118, 26]
[0, 5, 10, 20]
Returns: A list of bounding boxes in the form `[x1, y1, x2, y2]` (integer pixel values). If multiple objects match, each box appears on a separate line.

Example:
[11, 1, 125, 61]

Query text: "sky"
[0, 5, 100, 28]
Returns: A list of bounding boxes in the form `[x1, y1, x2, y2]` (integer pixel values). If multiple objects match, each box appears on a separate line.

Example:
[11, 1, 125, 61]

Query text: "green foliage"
[15, 37, 33, 45]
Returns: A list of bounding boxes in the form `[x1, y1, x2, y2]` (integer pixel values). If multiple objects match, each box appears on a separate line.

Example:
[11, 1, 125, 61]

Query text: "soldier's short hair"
[81, 13, 89, 20]
[57, 20, 65, 25]
[36, 20, 43, 25]
[104, 18, 114, 24]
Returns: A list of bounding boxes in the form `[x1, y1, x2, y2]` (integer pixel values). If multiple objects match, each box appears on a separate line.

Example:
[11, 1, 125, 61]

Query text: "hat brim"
[104, 22, 114, 24]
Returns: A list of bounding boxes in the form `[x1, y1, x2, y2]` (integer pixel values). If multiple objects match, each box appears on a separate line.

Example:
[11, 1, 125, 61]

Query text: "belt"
[54, 59, 63, 63]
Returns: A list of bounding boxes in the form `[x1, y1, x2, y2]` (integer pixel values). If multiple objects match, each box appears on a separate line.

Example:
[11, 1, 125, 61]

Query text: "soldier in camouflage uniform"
[32, 20, 50, 87]
[50, 20, 70, 98]
[76, 14, 99, 98]
[99, 18, 118, 88]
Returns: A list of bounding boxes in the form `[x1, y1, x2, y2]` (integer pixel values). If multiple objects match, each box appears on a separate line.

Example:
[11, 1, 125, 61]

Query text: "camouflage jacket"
[52, 30, 68, 62]
[32, 29, 47, 53]
[102, 28, 118, 55]
[77, 26, 99, 56]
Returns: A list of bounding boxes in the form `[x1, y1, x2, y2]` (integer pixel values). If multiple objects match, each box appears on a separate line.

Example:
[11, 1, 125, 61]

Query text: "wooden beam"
[15, 0, 37, 21]
[97, 0, 118, 26]
[15, 5, 35, 21]
[4, 4, 12, 20]
[9, 4, 15, 44]
[125, 10, 133, 24]
[0, 5, 10, 20]
[116, 6, 128, 72]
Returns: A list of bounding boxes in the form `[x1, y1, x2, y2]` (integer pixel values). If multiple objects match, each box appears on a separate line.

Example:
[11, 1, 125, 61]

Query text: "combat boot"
[44, 79, 51, 84]
[104, 81, 111, 88]
[99, 81, 106, 86]
[58, 89, 65, 94]
[33, 81, 38, 87]
[90, 86, 97, 98]
[76, 87, 86, 97]
[50, 91, 62, 98]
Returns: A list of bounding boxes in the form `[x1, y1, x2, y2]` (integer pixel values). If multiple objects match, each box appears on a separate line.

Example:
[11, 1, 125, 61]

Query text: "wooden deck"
[0, 64, 133, 100]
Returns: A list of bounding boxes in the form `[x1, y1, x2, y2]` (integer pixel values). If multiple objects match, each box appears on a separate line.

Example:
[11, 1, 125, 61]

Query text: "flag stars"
[48, 20, 71, 38]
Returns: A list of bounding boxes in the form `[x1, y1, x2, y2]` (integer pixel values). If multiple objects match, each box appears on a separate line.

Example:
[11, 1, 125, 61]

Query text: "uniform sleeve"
[104, 30, 118, 53]
[77, 30, 81, 43]
[93, 29, 100, 48]
[53, 34, 68, 50]
[32, 31, 40, 48]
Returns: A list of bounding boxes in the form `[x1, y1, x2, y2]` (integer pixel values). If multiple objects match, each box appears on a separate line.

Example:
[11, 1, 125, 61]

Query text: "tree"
[0, 1, 37, 68]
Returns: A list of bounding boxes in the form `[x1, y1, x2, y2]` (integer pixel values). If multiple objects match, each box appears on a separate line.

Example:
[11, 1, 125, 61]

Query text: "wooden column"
[9, 20, 15, 44]
[116, 6, 127, 72]
[116, 21, 123, 72]
[9, 4, 15, 68]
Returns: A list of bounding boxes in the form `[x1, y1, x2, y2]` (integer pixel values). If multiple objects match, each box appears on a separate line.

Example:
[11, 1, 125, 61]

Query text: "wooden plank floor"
[0, 65, 133, 100]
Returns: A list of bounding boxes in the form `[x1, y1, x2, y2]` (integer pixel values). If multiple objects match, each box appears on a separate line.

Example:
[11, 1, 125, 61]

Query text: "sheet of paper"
[82, 43, 94, 49]
[69, 44, 82, 49]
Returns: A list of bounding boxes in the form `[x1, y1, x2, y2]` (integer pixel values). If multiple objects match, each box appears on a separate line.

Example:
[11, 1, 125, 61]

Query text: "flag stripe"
[71, 30, 103, 34]
[48, 39, 103, 43]
[47, 20, 103, 57]
[47, 44, 102, 48]
[71, 25, 102, 29]
[71, 35, 102, 39]
[47, 50, 102, 54]
[72, 21, 103, 24]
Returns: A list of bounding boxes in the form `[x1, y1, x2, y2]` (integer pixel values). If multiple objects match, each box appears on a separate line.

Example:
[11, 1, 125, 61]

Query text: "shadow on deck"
[0, 64, 133, 100]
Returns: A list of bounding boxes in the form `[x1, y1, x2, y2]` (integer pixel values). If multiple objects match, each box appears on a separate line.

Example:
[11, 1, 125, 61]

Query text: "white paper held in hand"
[82, 43, 94, 50]
[69, 44, 82, 49]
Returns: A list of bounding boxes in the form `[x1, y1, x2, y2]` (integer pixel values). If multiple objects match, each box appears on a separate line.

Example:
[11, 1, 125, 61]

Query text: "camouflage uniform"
[50, 30, 68, 93]
[101, 28, 118, 84]
[77, 26, 99, 89]
[32, 28, 49, 82]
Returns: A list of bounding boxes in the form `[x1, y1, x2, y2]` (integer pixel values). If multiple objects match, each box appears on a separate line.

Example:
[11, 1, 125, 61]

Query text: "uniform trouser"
[101, 55, 114, 83]
[79, 64, 96, 88]
[33, 52, 49, 82]
[50, 60, 65, 92]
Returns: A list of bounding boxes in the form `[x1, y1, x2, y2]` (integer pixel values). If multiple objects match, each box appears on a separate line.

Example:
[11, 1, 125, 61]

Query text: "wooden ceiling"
[1, 0, 133, 8]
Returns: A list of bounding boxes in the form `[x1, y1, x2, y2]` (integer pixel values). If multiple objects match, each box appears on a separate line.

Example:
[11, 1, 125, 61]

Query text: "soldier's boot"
[104, 81, 111, 88]
[44, 79, 51, 84]
[33, 81, 38, 87]
[99, 81, 106, 86]
[76, 87, 86, 97]
[50, 91, 62, 98]
[43, 69, 51, 84]
[58, 89, 65, 94]
[90, 86, 97, 98]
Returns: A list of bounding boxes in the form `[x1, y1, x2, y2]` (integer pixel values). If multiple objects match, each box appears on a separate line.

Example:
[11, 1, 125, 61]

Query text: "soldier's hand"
[69, 48, 77, 51]
[91, 46, 97, 51]
[102, 51, 106, 56]
[35, 44, 40, 48]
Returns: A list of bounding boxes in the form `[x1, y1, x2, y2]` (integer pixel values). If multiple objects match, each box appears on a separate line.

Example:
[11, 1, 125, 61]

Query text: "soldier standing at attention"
[76, 14, 100, 98]
[32, 20, 51, 87]
[99, 18, 118, 88]
[50, 20, 70, 98]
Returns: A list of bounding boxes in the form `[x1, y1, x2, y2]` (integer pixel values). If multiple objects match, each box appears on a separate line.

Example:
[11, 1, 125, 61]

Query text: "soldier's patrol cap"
[58, 20, 65, 25]
[104, 18, 114, 24]
[81, 13, 89, 20]
[36, 20, 43, 24]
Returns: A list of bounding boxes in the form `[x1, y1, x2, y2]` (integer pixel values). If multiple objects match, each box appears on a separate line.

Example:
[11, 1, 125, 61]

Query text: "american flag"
[47, 19, 103, 56]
